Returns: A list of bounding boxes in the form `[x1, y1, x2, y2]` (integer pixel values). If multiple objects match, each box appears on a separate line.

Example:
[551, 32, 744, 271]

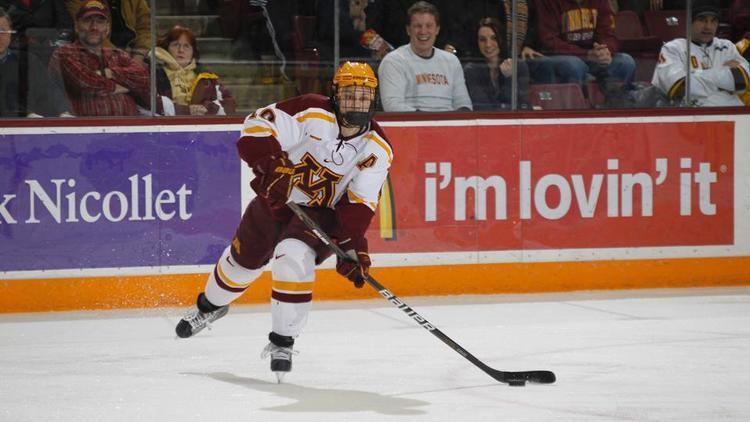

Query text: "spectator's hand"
[588, 43, 612, 65]
[104, 68, 114, 79]
[371, 45, 388, 60]
[444, 44, 457, 54]
[189, 104, 208, 115]
[131, 53, 147, 68]
[521, 46, 543, 60]
[499, 58, 513, 77]
[336, 248, 371, 288]
[724, 59, 741, 68]
[113, 84, 129, 95]
[650, 0, 663, 10]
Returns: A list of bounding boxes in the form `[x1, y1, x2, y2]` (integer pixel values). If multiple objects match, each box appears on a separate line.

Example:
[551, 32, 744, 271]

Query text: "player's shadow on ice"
[185, 371, 428, 415]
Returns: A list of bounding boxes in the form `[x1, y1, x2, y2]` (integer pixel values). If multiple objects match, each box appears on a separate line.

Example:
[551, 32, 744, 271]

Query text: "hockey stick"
[287, 202, 556, 386]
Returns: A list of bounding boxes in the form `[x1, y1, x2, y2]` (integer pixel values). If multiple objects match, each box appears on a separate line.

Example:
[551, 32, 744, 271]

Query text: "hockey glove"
[250, 152, 295, 207]
[336, 249, 371, 288]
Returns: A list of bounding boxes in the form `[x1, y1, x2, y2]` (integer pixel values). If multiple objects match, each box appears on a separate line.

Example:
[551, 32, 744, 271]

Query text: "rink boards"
[1, 114, 749, 312]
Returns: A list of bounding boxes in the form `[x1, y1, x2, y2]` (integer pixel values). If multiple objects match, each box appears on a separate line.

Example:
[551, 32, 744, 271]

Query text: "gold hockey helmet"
[333, 61, 378, 89]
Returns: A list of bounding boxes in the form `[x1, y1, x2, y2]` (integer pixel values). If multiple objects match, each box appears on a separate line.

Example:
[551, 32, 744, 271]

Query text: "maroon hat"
[76, 0, 110, 20]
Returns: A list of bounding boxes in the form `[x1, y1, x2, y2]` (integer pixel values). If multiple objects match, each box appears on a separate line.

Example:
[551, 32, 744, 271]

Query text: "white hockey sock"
[269, 239, 316, 337]
[271, 299, 312, 338]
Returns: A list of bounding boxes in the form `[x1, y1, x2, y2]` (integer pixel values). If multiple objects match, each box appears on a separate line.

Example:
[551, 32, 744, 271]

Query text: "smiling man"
[651, 0, 750, 107]
[377, 1, 472, 112]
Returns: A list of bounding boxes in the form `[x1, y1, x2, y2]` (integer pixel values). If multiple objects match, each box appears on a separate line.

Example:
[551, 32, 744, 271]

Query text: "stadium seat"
[644, 10, 688, 44]
[529, 83, 589, 110]
[614, 11, 661, 53]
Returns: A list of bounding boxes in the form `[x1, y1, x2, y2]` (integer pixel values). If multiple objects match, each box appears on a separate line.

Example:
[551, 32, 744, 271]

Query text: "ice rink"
[2, 287, 749, 421]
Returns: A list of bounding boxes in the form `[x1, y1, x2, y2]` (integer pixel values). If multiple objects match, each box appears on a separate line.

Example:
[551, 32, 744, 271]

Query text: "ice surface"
[1, 288, 749, 421]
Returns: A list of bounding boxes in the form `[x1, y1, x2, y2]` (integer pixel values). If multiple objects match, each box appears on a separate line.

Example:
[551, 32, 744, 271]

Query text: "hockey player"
[651, 0, 750, 107]
[175, 61, 393, 382]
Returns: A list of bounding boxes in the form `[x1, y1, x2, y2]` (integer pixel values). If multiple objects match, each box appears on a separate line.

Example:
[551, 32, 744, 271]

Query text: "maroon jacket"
[534, 0, 618, 56]
[49, 41, 149, 116]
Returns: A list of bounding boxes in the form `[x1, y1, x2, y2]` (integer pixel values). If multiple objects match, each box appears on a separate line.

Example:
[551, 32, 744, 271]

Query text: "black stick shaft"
[287, 202, 555, 385]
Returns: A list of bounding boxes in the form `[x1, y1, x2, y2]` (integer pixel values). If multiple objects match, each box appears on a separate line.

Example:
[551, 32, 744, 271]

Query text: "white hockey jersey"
[240, 94, 393, 212]
[652, 37, 750, 107]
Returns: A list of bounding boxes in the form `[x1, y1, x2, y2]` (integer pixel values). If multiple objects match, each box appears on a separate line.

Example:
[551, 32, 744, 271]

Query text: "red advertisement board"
[370, 121, 734, 252]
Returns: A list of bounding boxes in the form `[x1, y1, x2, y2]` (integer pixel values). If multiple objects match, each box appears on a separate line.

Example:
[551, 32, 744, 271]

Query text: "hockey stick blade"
[488, 368, 557, 385]
[287, 202, 557, 386]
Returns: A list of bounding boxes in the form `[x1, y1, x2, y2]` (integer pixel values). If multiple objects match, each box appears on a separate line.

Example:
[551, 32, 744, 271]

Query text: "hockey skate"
[175, 293, 229, 338]
[261, 333, 297, 383]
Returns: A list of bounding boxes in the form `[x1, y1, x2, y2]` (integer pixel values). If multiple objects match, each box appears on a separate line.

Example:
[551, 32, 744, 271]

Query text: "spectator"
[652, 0, 749, 106]
[1, 7, 70, 117]
[434, 0, 552, 84]
[49, 0, 149, 116]
[153, 25, 236, 116]
[377, 1, 472, 112]
[0, 7, 22, 117]
[65, 0, 150, 66]
[464, 17, 529, 110]
[534, 0, 636, 85]
[0, 0, 73, 52]
[0, 0, 74, 118]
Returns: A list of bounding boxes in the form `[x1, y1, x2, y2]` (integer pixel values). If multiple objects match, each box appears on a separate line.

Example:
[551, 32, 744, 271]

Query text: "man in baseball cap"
[651, 0, 750, 107]
[49, 0, 151, 116]
[74, 0, 110, 50]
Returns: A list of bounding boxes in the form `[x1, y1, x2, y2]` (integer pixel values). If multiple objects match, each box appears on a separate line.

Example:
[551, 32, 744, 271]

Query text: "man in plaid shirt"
[49, 0, 149, 116]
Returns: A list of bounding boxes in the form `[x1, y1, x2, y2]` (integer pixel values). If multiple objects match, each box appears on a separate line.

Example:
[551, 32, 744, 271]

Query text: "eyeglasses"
[0, 30, 17, 35]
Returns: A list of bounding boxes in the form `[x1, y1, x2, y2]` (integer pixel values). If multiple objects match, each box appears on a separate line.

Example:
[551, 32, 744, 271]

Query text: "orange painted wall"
[2, 256, 749, 313]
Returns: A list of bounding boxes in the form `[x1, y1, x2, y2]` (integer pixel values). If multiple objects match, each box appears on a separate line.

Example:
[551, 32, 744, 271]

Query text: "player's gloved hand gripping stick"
[287, 201, 556, 387]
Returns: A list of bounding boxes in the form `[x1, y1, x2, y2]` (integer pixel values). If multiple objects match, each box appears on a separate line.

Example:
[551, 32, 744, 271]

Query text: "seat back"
[615, 10, 662, 53]
[615, 10, 645, 39]
[528, 83, 589, 110]
[644, 10, 688, 44]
